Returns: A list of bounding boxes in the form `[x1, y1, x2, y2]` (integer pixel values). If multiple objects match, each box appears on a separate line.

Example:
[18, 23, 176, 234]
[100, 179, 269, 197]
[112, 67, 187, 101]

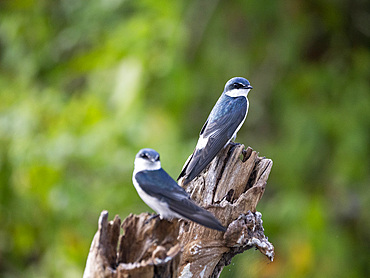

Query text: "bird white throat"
[225, 88, 251, 98]
[133, 157, 161, 173]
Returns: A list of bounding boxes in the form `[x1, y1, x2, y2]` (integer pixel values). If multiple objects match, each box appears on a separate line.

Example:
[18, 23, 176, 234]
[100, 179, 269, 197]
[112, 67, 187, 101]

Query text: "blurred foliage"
[0, 0, 369, 277]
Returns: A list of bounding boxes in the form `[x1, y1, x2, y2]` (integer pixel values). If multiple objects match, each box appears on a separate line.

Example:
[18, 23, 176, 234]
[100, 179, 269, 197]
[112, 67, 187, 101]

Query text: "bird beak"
[151, 155, 160, 162]
[247, 85, 253, 89]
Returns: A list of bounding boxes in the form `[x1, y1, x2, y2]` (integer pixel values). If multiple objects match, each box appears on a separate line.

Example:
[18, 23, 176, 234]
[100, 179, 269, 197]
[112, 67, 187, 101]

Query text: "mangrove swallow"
[178, 77, 252, 185]
[133, 148, 226, 232]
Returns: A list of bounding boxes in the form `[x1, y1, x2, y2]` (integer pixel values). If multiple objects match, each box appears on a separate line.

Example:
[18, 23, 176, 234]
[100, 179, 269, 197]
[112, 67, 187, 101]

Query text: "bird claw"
[144, 213, 160, 224]
[228, 141, 238, 147]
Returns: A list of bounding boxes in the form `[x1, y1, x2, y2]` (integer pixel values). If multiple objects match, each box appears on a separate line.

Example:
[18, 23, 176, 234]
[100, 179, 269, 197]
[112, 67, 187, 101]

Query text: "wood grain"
[83, 143, 274, 278]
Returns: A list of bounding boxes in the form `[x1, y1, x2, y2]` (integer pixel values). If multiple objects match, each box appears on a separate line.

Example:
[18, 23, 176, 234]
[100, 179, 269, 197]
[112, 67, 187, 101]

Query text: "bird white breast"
[225, 88, 251, 98]
[132, 169, 183, 220]
[132, 177, 174, 219]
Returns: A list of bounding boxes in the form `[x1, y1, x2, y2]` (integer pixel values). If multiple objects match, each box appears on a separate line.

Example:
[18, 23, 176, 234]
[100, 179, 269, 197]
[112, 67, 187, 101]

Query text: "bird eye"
[140, 153, 148, 158]
[234, 83, 242, 89]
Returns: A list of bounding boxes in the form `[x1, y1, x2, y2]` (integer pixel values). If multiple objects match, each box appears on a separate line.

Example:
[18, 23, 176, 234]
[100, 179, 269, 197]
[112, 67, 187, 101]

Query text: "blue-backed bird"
[178, 77, 252, 185]
[132, 148, 226, 232]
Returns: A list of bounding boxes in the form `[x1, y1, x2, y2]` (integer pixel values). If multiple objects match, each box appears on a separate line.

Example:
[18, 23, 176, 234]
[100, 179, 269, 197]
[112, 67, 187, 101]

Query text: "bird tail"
[177, 152, 194, 184]
[169, 200, 226, 232]
[187, 209, 227, 232]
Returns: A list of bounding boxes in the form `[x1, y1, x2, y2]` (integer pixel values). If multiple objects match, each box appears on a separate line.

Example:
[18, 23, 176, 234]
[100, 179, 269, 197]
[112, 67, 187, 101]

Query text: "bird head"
[134, 148, 161, 171]
[224, 77, 253, 97]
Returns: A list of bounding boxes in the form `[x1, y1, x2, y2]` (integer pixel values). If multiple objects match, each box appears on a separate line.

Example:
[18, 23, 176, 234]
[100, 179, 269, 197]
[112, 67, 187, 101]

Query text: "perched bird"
[178, 77, 253, 185]
[132, 148, 226, 232]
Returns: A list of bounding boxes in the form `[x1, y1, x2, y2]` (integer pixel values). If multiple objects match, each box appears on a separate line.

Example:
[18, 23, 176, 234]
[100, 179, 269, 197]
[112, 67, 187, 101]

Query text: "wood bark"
[83, 143, 274, 278]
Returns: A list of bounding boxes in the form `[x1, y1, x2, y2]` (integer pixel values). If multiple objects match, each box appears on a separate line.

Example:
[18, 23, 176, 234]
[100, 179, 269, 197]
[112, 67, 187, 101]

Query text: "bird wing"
[179, 96, 248, 184]
[135, 169, 226, 231]
[135, 169, 188, 200]
[201, 96, 248, 138]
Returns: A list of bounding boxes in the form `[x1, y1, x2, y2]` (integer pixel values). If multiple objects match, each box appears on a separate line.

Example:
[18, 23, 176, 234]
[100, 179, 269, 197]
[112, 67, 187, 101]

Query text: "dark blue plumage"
[178, 77, 252, 185]
[133, 148, 226, 232]
[135, 169, 188, 199]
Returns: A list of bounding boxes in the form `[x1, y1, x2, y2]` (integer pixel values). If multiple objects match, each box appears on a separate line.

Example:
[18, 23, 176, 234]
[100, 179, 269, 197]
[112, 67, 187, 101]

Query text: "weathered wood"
[83, 144, 274, 278]
[84, 211, 182, 278]
[83, 211, 121, 278]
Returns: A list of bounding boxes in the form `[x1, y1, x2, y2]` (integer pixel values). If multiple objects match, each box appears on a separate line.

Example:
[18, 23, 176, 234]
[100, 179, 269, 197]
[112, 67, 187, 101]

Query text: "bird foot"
[144, 213, 160, 224]
[228, 141, 238, 147]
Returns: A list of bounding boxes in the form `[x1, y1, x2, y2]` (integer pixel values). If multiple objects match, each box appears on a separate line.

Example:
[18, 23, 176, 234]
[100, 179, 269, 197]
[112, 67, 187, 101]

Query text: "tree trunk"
[83, 143, 274, 278]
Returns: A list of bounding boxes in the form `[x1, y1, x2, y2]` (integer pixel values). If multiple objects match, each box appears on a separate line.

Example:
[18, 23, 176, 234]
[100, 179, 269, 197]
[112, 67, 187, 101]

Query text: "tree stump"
[83, 144, 274, 278]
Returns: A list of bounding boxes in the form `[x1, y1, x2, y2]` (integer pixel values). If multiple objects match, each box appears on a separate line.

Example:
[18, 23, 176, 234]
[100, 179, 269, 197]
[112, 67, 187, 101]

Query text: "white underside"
[133, 157, 182, 220]
[132, 178, 179, 219]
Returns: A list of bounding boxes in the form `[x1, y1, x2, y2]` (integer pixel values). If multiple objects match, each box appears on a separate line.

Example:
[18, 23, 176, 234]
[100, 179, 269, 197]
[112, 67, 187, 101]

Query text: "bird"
[132, 148, 226, 232]
[178, 77, 253, 185]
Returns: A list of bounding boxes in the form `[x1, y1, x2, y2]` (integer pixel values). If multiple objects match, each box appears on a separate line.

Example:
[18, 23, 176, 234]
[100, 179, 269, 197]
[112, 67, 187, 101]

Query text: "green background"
[0, 0, 369, 277]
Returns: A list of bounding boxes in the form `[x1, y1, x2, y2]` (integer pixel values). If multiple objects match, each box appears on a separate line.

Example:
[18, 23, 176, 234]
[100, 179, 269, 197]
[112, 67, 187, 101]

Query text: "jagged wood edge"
[83, 143, 274, 278]
[83, 211, 182, 278]
[177, 144, 274, 277]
